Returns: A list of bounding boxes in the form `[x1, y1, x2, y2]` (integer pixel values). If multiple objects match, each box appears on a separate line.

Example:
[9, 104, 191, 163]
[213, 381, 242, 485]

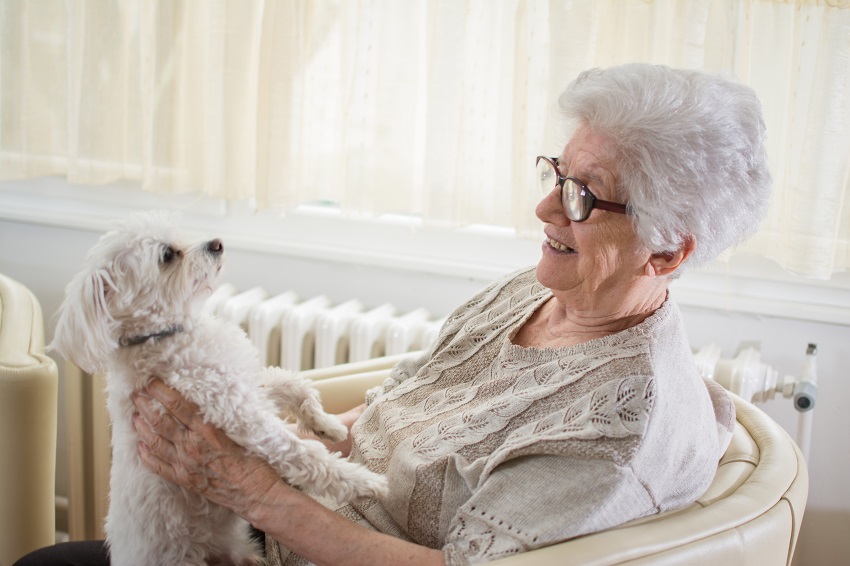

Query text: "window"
[1, 0, 848, 284]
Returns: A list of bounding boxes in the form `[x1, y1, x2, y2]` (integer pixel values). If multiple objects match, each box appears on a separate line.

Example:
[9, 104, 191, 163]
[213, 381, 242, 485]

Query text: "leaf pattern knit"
[267, 267, 731, 565]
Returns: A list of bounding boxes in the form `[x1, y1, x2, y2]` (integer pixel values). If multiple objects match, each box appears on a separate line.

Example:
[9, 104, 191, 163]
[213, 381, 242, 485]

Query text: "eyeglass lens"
[536, 158, 590, 221]
[536, 158, 557, 193]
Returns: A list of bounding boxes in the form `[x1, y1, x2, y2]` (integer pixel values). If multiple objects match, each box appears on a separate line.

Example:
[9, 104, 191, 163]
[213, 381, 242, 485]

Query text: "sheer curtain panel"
[1, 0, 848, 278]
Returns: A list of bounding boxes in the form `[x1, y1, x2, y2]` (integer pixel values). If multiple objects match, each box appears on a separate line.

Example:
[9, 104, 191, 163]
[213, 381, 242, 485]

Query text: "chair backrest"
[0, 273, 59, 566]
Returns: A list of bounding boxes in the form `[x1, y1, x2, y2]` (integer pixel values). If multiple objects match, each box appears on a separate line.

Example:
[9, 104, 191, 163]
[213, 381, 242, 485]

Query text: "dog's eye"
[161, 246, 175, 264]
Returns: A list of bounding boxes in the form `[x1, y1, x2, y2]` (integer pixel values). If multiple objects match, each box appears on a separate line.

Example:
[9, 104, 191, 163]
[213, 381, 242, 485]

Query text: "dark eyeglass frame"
[536, 156, 629, 222]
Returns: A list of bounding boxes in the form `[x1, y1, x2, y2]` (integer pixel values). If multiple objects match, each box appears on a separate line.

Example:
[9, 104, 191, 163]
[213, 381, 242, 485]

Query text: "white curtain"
[1, 0, 848, 278]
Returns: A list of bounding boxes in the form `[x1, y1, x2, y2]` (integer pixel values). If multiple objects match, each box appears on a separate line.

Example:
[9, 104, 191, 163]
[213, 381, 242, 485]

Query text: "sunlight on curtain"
[1, 0, 848, 278]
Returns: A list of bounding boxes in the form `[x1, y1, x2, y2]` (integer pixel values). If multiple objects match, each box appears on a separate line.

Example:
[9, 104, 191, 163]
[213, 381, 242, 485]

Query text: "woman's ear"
[645, 236, 696, 277]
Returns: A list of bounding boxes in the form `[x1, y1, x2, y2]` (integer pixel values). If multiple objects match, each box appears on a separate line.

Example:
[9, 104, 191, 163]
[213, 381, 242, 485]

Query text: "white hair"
[558, 63, 771, 272]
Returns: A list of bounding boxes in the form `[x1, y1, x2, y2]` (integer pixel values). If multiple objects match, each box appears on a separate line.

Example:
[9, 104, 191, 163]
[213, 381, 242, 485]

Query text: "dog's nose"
[207, 239, 224, 255]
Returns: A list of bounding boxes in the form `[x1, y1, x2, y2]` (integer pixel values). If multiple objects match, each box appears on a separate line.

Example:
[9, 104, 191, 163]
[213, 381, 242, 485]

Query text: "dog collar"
[119, 324, 185, 347]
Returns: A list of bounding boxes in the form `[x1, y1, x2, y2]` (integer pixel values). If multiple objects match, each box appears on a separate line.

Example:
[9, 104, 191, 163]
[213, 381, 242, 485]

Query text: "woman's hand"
[131, 379, 280, 518]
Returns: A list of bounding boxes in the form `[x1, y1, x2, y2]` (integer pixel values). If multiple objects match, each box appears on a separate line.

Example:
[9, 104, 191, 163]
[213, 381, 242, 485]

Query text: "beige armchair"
[0, 274, 58, 566]
[305, 355, 808, 566]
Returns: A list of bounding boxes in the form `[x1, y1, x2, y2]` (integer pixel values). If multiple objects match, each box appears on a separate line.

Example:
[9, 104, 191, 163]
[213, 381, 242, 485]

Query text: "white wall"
[1, 216, 848, 564]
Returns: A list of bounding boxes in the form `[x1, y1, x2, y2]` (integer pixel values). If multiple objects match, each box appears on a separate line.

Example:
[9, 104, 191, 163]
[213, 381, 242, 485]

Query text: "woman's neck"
[513, 282, 668, 349]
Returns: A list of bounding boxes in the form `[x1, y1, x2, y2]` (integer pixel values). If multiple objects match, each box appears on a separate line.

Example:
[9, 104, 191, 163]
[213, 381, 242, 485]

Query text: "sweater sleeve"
[442, 455, 656, 565]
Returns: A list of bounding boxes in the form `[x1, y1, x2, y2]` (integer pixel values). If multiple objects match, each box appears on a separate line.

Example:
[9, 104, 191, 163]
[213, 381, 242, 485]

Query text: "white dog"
[51, 211, 388, 566]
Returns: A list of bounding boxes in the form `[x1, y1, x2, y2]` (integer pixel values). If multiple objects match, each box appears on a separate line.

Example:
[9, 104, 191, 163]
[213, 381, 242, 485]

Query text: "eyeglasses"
[535, 156, 629, 222]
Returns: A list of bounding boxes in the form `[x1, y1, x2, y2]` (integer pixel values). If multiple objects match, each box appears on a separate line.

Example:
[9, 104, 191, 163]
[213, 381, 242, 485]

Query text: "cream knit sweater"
[269, 268, 734, 565]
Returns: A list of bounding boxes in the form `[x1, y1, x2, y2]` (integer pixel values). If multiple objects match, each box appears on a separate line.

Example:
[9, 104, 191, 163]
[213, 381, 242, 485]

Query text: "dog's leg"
[264, 419, 389, 503]
[178, 368, 388, 503]
[258, 367, 348, 442]
[227, 407, 388, 503]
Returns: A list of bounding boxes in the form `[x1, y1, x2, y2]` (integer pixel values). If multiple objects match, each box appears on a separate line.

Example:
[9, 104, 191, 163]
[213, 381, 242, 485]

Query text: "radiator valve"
[693, 342, 818, 412]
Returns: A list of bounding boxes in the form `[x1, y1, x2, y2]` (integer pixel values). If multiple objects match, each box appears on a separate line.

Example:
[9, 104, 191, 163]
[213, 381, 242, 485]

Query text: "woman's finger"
[133, 405, 215, 496]
[137, 439, 179, 485]
[138, 436, 212, 499]
[132, 411, 180, 464]
[144, 378, 203, 429]
[132, 390, 185, 444]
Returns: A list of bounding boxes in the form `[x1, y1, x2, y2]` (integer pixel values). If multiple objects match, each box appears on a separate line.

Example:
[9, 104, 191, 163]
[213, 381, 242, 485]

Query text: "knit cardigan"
[268, 268, 734, 565]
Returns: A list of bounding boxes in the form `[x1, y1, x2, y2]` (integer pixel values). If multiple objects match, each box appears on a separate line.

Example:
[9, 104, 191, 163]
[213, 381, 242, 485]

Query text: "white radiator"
[206, 283, 445, 371]
[64, 284, 445, 541]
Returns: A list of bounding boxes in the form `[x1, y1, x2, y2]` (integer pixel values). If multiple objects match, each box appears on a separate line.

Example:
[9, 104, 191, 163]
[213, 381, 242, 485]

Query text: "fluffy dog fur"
[51, 211, 388, 566]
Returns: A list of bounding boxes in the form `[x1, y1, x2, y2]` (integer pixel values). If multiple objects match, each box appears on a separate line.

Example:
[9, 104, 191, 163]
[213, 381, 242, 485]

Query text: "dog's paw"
[299, 411, 349, 443]
[330, 466, 390, 503]
[354, 471, 390, 500]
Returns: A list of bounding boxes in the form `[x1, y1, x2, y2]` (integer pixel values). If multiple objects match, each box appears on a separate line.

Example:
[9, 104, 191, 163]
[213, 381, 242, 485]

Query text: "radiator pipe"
[793, 344, 818, 463]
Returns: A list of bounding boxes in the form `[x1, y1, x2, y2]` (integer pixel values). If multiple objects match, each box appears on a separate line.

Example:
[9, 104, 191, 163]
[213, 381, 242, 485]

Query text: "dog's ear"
[50, 267, 118, 374]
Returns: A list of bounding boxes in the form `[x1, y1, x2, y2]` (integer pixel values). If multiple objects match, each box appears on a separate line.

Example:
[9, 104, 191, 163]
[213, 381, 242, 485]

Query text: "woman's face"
[535, 126, 651, 310]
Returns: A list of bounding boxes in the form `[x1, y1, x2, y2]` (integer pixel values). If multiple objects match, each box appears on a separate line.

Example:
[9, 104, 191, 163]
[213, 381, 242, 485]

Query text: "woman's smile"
[544, 236, 577, 254]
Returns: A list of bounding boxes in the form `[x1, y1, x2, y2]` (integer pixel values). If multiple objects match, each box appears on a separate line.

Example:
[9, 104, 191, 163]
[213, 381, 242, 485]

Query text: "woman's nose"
[536, 187, 570, 225]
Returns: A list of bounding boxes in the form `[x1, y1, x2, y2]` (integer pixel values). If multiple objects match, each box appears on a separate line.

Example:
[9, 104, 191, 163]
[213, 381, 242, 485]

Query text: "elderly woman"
[16, 63, 770, 566]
